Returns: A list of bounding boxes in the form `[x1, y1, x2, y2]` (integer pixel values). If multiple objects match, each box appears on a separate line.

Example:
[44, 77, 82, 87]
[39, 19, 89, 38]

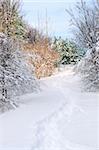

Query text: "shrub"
[23, 39, 59, 79]
[0, 33, 38, 112]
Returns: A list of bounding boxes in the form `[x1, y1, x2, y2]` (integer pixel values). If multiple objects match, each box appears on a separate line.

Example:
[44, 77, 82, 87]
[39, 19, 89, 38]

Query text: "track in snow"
[0, 67, 99, 150]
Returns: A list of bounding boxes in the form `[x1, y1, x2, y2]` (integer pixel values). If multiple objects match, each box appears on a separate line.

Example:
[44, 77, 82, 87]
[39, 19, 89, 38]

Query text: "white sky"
[22, 0, 91, 38]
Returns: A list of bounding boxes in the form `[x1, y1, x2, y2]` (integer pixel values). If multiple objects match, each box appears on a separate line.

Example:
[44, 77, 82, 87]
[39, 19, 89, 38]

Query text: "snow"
[0, 33, 38, 109]
[0, 67, 99, 150]
[76, 41, 99, 92]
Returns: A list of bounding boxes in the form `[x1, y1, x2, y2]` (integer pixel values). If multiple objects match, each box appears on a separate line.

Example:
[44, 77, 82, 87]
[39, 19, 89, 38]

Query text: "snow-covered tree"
[67, 0, 99, 91]
[52, 37, 84, 66]
[66, 0, 99, 49]
[77, 41, 99, 91]
[0, 33, 38, 112]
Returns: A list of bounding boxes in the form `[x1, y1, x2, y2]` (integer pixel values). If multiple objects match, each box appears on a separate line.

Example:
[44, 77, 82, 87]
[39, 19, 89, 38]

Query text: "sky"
[22, 0, 91, 39]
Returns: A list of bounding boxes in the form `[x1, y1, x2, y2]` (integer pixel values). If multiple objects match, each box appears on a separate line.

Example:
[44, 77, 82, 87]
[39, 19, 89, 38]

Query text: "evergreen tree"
[52, 37, 84, 66]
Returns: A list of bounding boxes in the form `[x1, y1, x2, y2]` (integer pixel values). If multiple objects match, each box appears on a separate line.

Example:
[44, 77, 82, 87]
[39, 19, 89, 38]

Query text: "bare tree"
[0, 0, 25, 39]
[66, 0, 99, 49]
[71, 0, 99, 91]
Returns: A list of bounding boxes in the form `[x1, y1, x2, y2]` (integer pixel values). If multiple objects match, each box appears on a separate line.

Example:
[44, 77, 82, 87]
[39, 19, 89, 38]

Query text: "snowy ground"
[0, 67, 99, 150]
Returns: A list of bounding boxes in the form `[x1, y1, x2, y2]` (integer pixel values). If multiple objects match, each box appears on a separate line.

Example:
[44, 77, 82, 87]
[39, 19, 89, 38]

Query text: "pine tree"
[52, 37, 83, 66]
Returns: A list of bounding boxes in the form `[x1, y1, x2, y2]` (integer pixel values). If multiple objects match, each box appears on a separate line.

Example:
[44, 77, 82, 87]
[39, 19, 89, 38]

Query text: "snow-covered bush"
[77, 42, 99, 91]
[0, 33, 38, 112]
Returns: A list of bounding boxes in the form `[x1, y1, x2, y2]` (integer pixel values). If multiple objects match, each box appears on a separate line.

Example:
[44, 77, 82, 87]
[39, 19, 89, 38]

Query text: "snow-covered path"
[0, 67, 99, 150]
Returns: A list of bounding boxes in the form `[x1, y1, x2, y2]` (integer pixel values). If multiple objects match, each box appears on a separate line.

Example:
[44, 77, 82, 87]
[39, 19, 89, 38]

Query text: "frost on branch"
[78, 42, 99, 91]
[0, 33, 38, 112]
